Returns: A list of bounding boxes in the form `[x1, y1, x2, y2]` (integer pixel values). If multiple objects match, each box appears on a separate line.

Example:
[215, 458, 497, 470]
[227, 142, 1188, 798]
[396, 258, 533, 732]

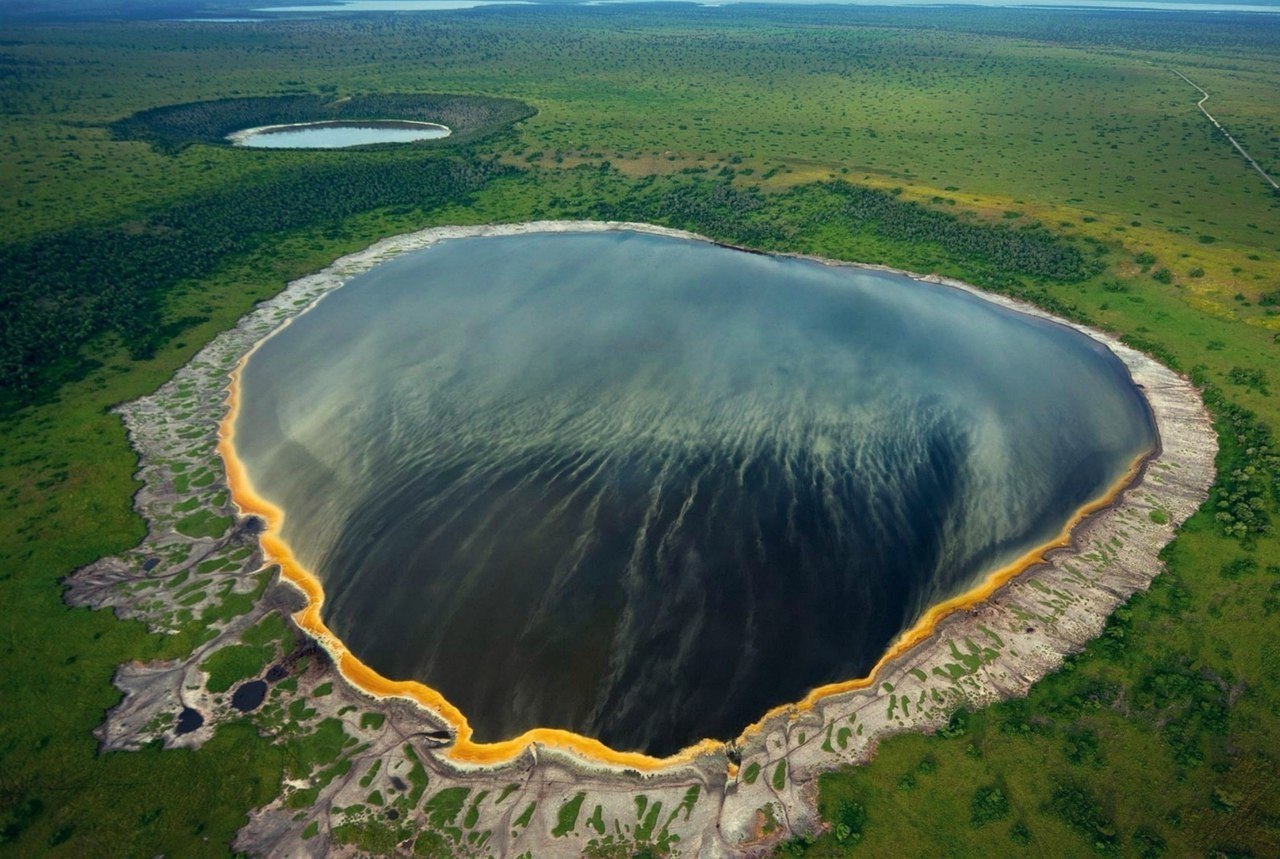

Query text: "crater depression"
[230, 230, 1156, 757]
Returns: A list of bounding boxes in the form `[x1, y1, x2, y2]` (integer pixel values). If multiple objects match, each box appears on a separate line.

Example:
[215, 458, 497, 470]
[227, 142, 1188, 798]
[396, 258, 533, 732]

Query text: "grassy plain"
[1, 5, 1279, 856]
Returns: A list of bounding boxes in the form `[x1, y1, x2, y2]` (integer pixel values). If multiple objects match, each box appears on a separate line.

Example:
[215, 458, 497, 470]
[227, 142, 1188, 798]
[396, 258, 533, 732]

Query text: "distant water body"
[257, 1, 533, 11]
[229, 120, 450, 149]
[233, 231, 1156, 756]
[254, 0, 1280, 15]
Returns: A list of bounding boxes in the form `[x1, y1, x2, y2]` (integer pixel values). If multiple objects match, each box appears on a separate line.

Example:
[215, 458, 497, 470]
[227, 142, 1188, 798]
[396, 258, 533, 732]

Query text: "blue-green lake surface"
[231, 119, 450, 148]
[233, 230, 1156, 755]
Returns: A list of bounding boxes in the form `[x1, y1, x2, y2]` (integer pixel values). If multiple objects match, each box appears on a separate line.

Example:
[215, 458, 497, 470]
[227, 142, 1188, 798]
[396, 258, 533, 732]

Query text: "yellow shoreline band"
[218, 333, 1149, 773]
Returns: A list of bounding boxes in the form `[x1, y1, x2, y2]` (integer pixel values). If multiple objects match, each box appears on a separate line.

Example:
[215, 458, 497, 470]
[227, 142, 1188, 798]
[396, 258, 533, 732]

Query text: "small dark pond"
[231, 680, 268, 712]
[175, 707, 204, 735]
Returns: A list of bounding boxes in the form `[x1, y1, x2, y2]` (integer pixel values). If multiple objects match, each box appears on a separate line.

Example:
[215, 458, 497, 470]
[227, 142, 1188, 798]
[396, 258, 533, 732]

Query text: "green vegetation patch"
[403, 746, 429, 807]
[199, 643, 272, 693]
[552, 792, 586, 837]
[512, 801, 536, 830]
[422, 787, 469, 831]
[970, 784, 1011, 827]
[772, 760, 788, 791]
[0, 155, 510, 406]
[174, 510, 231, 540]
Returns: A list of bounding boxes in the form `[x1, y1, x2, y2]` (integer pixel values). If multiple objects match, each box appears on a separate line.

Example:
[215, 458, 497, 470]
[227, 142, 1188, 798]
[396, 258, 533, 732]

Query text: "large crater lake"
[232, 230, 1157, 756]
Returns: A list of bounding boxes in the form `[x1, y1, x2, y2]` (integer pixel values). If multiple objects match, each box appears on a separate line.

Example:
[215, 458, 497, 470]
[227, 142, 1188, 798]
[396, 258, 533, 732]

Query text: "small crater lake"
[228, 119, 451, 149]
[231, 230, 1156, 757]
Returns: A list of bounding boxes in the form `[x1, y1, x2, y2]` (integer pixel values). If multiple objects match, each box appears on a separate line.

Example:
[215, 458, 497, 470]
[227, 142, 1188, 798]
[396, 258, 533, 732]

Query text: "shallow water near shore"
[231, 230, 1156, 757]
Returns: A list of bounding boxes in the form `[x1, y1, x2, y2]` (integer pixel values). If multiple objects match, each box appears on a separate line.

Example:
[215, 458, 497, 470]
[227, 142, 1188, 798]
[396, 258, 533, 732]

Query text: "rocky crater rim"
[107, 92, 535, 151]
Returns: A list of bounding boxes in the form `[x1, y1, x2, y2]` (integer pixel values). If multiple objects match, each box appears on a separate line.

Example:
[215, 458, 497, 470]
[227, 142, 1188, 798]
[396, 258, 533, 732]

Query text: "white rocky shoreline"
[67, 220, 1217, 857]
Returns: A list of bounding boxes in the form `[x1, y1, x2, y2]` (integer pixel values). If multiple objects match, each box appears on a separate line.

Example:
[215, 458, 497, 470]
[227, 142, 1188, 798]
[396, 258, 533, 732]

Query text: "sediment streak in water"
[224, 230, 1157, 760]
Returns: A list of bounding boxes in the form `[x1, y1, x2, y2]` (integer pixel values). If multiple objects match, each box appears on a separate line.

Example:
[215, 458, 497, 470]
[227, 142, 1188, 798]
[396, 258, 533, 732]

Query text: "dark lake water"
[230, 120, 450, 148]
[233, 230, 1156, 756]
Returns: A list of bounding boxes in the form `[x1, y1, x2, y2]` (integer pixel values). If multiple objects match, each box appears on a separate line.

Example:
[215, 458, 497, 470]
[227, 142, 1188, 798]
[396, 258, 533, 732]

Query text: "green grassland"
[1, 5, 1279, 856]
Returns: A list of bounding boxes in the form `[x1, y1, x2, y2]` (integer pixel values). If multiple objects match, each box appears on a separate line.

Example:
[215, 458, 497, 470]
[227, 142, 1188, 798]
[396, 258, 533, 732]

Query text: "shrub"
[970, 786, 1011, 827]
[832, 800, 866, 844]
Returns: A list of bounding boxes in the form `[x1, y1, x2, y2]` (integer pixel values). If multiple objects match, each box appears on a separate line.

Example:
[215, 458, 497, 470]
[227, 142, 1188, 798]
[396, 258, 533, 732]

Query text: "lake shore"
[68, 220, 1216, 856]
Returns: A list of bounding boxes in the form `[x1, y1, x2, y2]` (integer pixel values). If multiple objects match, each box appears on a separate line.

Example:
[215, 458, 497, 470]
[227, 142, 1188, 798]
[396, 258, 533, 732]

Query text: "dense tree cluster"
[1, 163, 1100, 411]
[594, 180, 788, 249]
[595, 177, 1089, 286]
[1194, 377, 1280, 540]
[111, 93, 535, 153]
[819, 182, 1091, 283]
[0, 155, 511, 406]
